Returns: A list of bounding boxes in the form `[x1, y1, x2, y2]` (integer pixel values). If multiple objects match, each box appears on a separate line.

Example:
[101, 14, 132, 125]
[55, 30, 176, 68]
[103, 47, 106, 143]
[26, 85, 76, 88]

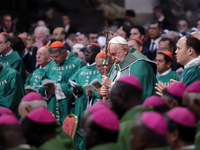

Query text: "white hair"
[20, 100, 47, 112]
[165, 31, 179, 43]
[34, 26, 50, 37]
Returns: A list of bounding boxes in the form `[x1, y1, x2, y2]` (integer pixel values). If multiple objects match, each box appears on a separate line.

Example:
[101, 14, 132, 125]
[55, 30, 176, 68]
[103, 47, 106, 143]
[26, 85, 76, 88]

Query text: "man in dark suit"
[0, 14, 14, 34]
[158, 37, 183, 71]
[143, 20, 163, 60]
[62, 15, 76, 36]
[52, 27, 71, 51]
[153, 5, 172, 30]
[130, 25, 153, 59]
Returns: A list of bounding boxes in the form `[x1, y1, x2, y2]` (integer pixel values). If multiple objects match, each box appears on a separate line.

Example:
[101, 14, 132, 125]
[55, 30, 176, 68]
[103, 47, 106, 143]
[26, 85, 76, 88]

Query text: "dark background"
[0, 0, 125, 33]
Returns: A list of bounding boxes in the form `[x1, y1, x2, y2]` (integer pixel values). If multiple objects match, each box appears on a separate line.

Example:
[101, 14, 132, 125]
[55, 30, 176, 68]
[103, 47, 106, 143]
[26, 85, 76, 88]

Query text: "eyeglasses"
[0, 41, 7, 45]
[50, 55, 60, 60]
[97, 64, 104, 68]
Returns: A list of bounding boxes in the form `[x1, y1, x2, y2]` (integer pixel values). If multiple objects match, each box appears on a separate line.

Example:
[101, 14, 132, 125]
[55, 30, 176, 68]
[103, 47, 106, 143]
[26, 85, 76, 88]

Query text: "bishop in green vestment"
[25, 46, 52, 94]
[156, 35, 200, 96]
[69, 43, 101, 150]
[43, 41, 84, 124]
[101, 36, 157, 102]
[39, 126, 75, 150]
[156, 71, 179, 86]
[155, 51, 179, 85]
[179, 56, 200, 85]
[0, 33, 26, 83]
[0, 63, 24, 118]
[118, 106, 154, 150]
[182, 81, 200, 149]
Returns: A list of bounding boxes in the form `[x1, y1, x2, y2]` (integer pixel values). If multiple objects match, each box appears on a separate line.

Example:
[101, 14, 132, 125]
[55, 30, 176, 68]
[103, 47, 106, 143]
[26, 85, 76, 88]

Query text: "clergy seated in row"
[155, 35, 200, 97]
[155, 51, 179, 86]
[80, 109, 122, 150]
[108, 75, 152, 150]
[25, 46, 51, 93]
[0, 32, 26, 84]
[183, 80, 200, 148]
[42, 41, 84, 124]
[130, 112, 169, 150]
[0, 62, 24, 119]
[162, 82, 187, 109]
[80, 101, 110, 149]
[21, 107, 75, 149]
[69, 43, 101, 150]
[101, 36, 157, 102]
[165, 107, 197, 150]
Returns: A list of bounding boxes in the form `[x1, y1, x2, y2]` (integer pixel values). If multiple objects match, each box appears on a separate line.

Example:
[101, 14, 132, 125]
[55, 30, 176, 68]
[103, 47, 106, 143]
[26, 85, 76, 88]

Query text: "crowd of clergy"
[0, 9, 200, 150]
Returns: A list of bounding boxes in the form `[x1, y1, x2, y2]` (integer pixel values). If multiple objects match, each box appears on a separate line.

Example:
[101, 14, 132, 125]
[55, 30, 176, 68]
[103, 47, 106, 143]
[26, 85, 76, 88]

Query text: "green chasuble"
[25, 66, 47, 94]
[179, 65, 200, 86]
[0, 64, 25, 118]
[89, 142, 123, 150]
[0, 51, 27, 84]
[177, 147, 199, 150]
[109, 47, 157, 102]
[118, 106, 154, 150]
[44, 52, 84, 124]
[69, 63, 101, 150]
[39, 125, 75, 150]
[69, 63, 101, 121]
[144, 147, 172, 150]
[156, 71, 179, 86]
[195, 121, 200, 148]
[7, 146, 37, 150]
[39, 138, 75, 150]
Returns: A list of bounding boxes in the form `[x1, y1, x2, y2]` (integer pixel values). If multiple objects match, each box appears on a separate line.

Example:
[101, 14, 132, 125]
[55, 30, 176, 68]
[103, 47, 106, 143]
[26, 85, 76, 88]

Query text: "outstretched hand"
[155, 81, 167, 97]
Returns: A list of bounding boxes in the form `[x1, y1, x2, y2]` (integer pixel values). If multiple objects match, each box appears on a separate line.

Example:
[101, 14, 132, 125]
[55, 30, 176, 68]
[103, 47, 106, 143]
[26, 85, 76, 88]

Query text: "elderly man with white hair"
[34, 26, 52, 49]
[101, 36, 157, 101]
[18, 92, 47, 119]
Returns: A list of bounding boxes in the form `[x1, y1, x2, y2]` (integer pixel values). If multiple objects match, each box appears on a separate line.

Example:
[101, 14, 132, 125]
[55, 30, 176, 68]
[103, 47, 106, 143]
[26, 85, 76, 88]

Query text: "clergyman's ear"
[171, 100, 178, 108]
[166, 61, 171, 69]
[188, 47, 194, 56]
[25, 105, 33, 113]
[122, 47, 128, 55]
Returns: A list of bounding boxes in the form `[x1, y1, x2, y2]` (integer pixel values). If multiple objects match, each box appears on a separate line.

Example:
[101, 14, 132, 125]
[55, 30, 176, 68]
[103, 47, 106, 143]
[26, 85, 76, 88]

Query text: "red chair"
[62, 114, 78, 140]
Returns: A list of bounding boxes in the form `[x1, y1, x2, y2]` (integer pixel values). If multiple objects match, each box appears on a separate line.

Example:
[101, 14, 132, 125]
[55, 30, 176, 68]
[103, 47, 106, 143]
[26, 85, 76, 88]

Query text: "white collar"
[64, 24, 70, 33]
[17, 144, 31, 148]
[157, 68, 171, 76]
[22, 49, 28, 58]
[46, 40, 51, 46]
[158, 15, 165, 22]
[4, 49, 13, 56]
[40, 64, 48, 69]
[87, 62, 96, 66]
[65, 51, 70, 60]
[184, 56, 200, 69]
[181, 145, 195, 149]
[151, 37, 162, 48]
